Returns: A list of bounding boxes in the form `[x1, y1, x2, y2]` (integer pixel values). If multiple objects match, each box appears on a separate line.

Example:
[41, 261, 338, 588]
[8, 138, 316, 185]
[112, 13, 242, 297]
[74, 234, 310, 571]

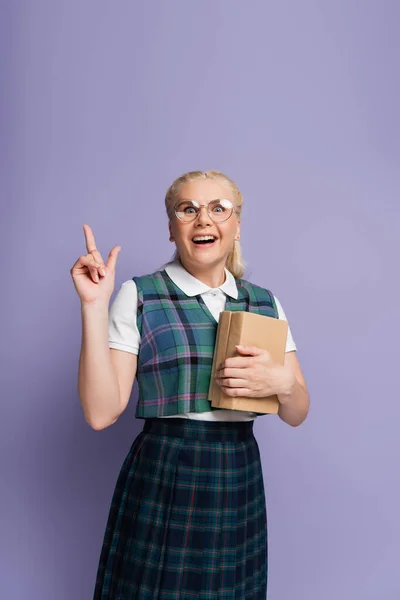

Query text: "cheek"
[170, 222, 188, 243]
[169, 220, 180, 235]
[220, 222, 238, 240]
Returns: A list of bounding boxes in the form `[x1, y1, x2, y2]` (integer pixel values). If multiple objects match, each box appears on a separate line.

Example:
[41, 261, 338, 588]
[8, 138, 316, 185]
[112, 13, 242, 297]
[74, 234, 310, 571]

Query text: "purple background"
[2, 1, 399, 598]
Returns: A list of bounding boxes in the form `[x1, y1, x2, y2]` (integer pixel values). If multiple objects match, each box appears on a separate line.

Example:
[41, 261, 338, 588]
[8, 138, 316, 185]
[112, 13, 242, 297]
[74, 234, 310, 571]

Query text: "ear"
[235, 220, 241, 240]
[169, 221, 174, 242]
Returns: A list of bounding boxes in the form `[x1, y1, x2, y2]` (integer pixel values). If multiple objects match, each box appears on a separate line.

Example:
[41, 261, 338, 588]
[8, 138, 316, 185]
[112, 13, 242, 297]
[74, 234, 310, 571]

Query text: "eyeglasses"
[173, 199, 237, 223]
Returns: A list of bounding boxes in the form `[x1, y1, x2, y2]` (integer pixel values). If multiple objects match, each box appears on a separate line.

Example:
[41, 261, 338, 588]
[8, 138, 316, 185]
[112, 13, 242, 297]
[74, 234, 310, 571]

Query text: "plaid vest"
[133, 269, 278, 419]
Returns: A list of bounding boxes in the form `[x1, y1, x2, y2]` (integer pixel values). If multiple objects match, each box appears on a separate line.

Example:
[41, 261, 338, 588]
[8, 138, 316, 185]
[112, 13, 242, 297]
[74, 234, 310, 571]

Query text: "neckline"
[161, 263, 239, 300]
[196, 293, 242, 325]
[197, 295, 219, 324]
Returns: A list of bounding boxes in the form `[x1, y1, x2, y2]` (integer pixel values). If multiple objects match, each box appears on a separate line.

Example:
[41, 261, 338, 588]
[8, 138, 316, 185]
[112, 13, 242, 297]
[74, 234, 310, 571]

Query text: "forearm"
[277, 378, 310, 427]
[78, 302, 121, 429]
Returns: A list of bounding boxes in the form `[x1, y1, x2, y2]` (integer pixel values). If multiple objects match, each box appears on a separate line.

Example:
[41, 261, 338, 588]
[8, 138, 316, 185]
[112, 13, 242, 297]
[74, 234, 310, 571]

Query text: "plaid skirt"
[94, 417, 268, 599]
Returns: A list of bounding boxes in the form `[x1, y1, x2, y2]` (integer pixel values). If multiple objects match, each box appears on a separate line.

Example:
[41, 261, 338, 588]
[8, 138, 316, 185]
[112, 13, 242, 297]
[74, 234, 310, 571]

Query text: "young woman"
[70, 170, 310, 599]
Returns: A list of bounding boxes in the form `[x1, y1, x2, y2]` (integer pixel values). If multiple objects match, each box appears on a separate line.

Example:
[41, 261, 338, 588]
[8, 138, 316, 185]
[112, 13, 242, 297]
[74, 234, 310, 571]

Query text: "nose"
[195, 205, 213, 227]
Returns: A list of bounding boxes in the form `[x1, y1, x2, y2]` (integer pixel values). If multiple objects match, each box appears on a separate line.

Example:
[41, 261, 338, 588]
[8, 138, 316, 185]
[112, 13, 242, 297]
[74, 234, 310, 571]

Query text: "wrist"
[277, 366, 296, 399]
[81, 300, 110, 315]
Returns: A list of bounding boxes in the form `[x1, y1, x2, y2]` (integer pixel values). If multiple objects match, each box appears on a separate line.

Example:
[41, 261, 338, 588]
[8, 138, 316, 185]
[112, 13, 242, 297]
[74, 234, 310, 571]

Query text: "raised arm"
[70, 224, 135, 430]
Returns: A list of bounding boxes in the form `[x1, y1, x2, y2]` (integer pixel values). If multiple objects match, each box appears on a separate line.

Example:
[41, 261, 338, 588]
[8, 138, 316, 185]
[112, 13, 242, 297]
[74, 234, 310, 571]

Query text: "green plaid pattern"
[133, 269, 278, 418]
[94, 417, 268, 599]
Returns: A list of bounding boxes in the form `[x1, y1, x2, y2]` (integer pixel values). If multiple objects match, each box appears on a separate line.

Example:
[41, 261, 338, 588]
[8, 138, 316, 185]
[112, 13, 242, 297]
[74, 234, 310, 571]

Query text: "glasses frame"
[172, 198, 238, 223]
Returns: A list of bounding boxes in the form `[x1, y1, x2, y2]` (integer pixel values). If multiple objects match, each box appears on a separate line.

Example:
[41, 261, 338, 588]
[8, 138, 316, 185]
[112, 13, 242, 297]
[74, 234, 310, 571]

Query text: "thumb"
[106, 245, 121, 270]
[236, 345, 268, 357]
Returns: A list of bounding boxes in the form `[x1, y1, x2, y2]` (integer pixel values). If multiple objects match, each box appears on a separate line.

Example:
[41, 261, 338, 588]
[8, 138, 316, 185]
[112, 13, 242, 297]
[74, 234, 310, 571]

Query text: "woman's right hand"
[70, 224, 121, 306]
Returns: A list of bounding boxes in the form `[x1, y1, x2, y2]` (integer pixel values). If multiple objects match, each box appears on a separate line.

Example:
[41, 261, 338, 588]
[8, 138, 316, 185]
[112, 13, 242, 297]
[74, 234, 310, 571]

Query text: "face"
[169, 179, 241, 269]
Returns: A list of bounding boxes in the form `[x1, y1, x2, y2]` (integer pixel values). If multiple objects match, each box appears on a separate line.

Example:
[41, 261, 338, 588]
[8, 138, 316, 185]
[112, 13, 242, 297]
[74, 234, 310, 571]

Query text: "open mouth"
[192, 235, 217, 246]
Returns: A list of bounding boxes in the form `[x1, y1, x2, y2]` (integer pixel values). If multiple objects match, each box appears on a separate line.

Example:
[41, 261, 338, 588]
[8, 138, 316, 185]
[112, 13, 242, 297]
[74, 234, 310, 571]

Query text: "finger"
[82, 255, 103, 282]
[236, 345, 268, 357]
[71, 254, 102, 271]
[105, 245, 121, 271]
[88, 248, 106, 275]
[220, 356, 254, 369]
[216, 377, 249, 388]
[216, 367, 249, 379]
[83, 224, 98, 255]
[221, 386, 252, 397]
[73, 255, 103, 282]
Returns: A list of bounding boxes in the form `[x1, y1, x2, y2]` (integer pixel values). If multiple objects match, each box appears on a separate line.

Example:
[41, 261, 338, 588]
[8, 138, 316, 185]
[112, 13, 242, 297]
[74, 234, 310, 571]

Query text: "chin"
[190, 253, 224, 266]
[179, 244, 226, 265]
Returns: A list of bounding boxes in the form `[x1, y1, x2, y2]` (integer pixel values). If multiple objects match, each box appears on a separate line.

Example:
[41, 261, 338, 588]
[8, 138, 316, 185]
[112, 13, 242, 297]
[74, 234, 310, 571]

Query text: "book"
[209, 311, 289, 414]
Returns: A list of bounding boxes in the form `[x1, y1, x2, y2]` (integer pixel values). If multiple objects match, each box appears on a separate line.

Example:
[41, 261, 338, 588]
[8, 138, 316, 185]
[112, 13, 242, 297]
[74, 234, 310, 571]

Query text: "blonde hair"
[165, 170, 246, 279]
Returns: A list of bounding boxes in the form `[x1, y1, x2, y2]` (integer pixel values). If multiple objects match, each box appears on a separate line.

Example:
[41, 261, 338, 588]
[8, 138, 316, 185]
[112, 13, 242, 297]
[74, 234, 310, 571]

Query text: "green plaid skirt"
[94, 417, 268, 599]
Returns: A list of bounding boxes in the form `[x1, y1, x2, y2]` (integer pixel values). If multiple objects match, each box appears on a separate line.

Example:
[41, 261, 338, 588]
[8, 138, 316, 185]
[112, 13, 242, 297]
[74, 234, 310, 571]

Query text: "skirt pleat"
[94, 418, 268, 600]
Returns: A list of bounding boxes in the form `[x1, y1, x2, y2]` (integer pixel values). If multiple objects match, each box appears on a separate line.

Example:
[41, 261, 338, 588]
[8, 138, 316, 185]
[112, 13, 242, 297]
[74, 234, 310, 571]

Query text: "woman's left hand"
[214, 345, 296, 402]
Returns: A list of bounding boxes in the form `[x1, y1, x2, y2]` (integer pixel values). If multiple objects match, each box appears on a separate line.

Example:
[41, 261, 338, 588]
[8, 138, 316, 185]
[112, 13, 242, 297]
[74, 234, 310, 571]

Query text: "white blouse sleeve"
[108, 280, 141, 354]
[273, 295, 297, 353]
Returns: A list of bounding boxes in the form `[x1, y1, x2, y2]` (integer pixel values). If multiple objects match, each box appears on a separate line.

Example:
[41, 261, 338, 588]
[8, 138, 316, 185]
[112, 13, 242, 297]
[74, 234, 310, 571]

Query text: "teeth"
[192, 235, 216, 241]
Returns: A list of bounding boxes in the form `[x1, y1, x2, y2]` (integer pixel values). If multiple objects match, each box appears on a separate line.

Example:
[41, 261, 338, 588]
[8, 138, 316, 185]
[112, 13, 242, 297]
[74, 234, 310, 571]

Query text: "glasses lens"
[175, 200, 199, 222]
[208, 199, 234, 222]
[175, 199, 234, 222]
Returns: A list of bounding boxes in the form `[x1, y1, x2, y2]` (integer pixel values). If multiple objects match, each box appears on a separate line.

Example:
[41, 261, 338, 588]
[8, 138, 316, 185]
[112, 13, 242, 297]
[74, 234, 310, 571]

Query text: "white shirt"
[108, 260, 297, 421]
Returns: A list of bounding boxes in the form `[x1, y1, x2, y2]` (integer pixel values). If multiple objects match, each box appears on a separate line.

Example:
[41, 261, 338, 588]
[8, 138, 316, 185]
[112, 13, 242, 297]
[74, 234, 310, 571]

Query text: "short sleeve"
[273, 295, 297, 353]
[108, 279, 141, 354]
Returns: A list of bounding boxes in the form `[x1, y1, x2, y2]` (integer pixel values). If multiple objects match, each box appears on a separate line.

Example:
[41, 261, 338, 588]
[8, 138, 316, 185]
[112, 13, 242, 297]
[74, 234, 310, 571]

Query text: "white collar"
[161, 259, 238, 299]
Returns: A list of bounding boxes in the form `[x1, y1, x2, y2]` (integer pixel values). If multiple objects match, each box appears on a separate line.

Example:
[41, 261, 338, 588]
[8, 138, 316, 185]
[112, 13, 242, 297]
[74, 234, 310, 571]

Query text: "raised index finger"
[83, 224, 97, 254]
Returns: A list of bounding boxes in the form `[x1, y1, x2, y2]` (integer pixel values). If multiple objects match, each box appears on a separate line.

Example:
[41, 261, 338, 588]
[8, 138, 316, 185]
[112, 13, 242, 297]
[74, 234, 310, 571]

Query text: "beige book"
[209, 311, 289, 414]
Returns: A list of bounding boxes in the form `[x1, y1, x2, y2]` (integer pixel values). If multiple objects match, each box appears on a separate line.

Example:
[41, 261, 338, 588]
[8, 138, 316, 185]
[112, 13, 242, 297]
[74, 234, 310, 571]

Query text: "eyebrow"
[177, 198, 231, 203]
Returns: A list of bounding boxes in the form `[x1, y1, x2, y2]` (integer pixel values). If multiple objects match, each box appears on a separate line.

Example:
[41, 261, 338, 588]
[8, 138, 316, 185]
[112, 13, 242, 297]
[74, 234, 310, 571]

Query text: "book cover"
[209, 311, 289, 414]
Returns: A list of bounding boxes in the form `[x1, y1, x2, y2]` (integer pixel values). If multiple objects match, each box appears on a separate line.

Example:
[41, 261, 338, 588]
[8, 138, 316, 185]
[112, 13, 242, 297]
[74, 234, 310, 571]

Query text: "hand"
[214, 345, 296, 400]
[70, 224, 121, 305]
